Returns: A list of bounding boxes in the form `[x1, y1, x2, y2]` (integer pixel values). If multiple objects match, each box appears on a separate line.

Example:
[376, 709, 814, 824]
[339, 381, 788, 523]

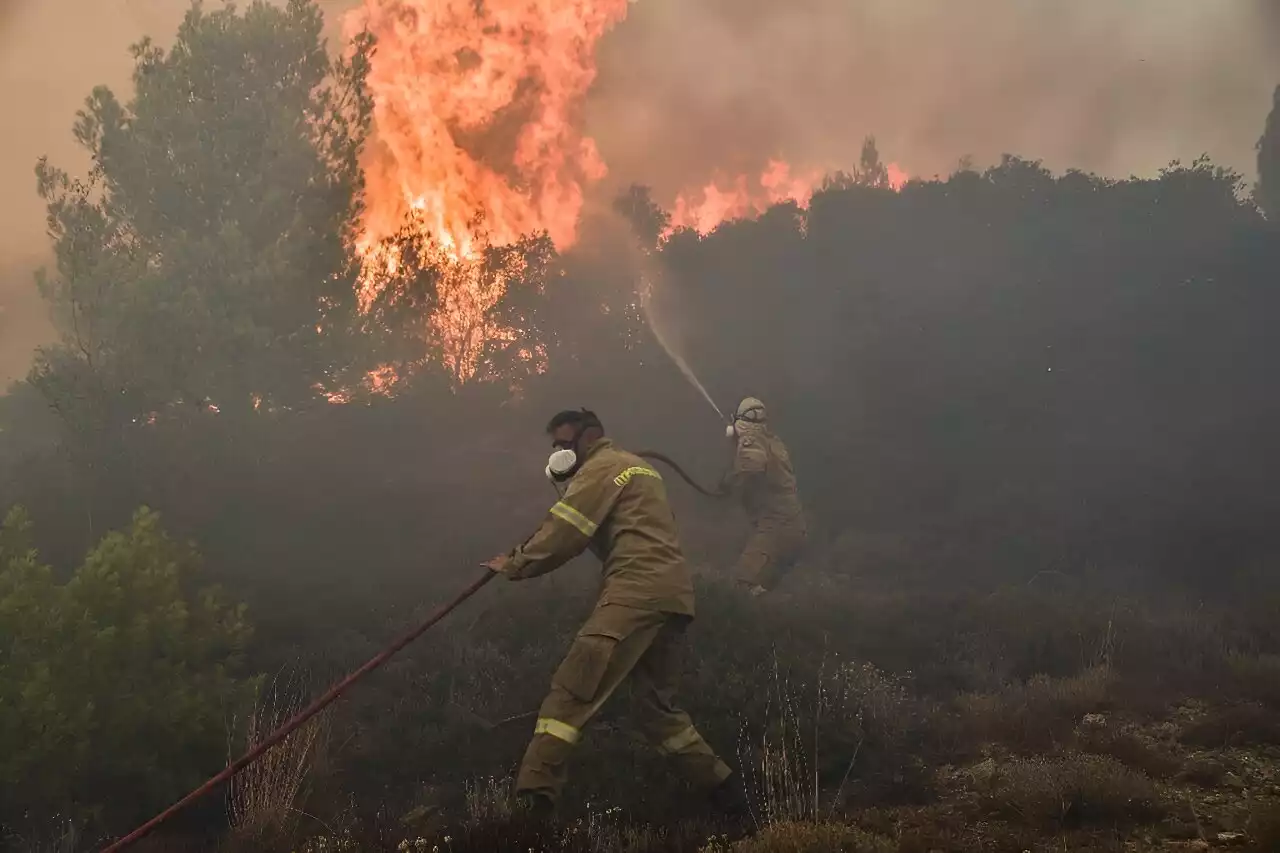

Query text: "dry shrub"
[1249, 801, 1280, 852]
[228, 667, 331, 844]
[820, 661, 913, 757]
[700, 821, 895, 853]
[1179, 702, 1280, 748]
[1176, 757, 1228, 788]
[1075, 729, 1183, 780]
[974, 753, 1164, 828]
[955, 666, 1112, 752]
[817, 661, 930, 806]
[1226, 652, 1280, 708]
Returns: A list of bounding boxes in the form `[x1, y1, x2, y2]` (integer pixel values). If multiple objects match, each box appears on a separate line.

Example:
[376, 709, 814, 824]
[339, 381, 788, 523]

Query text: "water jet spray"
[637, 271, 726, 423]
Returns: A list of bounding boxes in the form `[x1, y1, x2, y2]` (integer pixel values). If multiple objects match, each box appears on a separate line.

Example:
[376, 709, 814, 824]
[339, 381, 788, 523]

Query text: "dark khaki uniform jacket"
[495, 438, 730, 805]
[724, 427, 807, 590]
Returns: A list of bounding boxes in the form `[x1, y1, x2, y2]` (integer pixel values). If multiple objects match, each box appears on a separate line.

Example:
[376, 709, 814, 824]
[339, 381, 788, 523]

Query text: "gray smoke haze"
[3, 0, 1279, 383]
[588, 0, 1280, 199]
[0, 0, 184, 385]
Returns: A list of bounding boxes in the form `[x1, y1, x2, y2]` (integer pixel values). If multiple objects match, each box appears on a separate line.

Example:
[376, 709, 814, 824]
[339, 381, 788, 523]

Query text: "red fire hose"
[100, 570, 495, 852]
[102, 452, 712, 851]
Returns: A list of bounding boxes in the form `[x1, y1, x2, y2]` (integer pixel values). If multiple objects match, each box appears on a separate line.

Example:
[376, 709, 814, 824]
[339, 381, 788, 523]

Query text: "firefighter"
[721, 397, 807, 596]
[483, 409, 747, 818]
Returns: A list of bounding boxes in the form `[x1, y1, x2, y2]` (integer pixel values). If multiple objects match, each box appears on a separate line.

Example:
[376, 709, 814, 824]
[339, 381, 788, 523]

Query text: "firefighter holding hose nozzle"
[720, 397, 808, 597]
[482, 408, 749, 819]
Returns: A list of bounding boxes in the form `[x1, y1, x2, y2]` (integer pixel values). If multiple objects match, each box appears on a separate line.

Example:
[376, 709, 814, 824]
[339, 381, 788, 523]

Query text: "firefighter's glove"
[482, 553, 522, 580]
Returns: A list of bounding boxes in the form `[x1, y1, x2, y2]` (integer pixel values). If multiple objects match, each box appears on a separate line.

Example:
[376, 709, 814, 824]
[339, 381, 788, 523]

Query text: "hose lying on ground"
[100, 570, 496, 853]
[637, 450, 726, 498]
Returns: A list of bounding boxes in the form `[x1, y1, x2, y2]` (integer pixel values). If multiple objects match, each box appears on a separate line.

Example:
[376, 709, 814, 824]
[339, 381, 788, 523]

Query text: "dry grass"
[734, 656, 916, 829]
[4, 820, 80, 853]
[228, 666, 331, 844]
[699, 821, 894, 853]
[212, 572, 1280, 853]
[735, 657, 817, 828]
[463, 776, 514, 825]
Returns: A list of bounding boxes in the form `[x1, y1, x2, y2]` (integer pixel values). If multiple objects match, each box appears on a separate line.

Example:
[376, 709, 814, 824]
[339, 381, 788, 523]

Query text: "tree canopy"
[0, 506, 254, 835]
[30, 0, 373, 433]
[1259, 84, 1280, 222]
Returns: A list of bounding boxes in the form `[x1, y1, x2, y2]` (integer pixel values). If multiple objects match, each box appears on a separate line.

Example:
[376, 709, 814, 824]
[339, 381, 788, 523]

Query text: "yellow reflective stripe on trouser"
[660, 725, 704, 754]
[534, 717, 581, 744]
[550, 502, 598, 537]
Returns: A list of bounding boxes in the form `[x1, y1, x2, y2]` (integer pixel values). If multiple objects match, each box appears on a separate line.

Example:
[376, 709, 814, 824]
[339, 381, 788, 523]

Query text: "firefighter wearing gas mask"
[721, 397, 807, 596]
[483, 409, 746, 818]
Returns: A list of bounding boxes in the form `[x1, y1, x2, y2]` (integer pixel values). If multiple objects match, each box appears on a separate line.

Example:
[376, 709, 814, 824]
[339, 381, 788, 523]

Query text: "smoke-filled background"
[3, 0, 1280, 383]
[0, 0, 351, 383]
[590, 0, 1280, 197]
[7, 0, 1280, 846]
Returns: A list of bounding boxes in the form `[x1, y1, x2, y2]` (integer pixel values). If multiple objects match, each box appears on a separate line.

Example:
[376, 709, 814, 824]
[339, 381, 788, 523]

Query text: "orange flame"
[667, 160, 823, 236]
[339, 0, 909, 386]
[667, 159, 909, 237]
[886, 162, 909, 191]
[344, 0, 629, 381]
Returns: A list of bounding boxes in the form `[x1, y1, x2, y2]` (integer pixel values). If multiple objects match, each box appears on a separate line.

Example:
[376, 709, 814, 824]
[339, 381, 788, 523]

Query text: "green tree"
[1259, 84, 1280, 221]
[0, 506, 256, 835]
[30, 0, 373, 431]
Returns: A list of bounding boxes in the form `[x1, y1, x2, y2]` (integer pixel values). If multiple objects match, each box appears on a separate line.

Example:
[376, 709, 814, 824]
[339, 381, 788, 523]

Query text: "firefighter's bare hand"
[482, 554, 514, 576]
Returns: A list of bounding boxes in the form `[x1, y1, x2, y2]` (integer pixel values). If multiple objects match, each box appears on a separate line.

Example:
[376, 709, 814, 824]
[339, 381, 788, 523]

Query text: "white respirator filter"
[545, 448, 578, 481]
[725, 423, 736, 439]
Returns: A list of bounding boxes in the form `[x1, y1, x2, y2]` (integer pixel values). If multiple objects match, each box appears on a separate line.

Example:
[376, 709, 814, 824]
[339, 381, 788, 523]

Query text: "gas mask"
[543, 410, 601, 483]
[545, 427, 587, 482]
[545, 446, 579, 482]
[726, 397, 766, 439]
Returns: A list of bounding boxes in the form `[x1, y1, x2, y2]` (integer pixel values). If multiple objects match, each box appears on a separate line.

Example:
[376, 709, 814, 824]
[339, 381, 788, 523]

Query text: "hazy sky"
[2, 0, 1278, 383]
[588, 0, 1280, 198]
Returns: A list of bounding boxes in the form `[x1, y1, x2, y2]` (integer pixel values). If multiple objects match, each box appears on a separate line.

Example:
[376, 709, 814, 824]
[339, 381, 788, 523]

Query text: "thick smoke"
[588, 0, 1280, 200]
[2, 0, 1279, 382]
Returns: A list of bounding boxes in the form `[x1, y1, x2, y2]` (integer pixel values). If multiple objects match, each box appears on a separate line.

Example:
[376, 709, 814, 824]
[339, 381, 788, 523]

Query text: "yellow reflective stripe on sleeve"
[660, 725, 705, 754]
[534, 717, 581, 744]
[550, 501, 598, 537]
[613, 466, 662, 487]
